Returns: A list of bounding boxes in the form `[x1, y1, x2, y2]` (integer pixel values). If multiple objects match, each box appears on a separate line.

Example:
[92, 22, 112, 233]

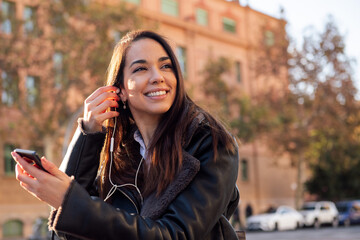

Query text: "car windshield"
[336, 204, 348, 213]
[265, 207, 277, 214]
[301, 205, 315, 211]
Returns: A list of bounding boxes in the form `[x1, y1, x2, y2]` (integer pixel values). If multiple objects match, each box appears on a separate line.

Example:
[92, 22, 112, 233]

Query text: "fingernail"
[116, 88, 120, 93]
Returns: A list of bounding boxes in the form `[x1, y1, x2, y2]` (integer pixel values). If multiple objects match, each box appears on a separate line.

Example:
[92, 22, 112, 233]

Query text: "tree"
[0, 0, 142, 161]
[264, 16, 360, 202]
[229, 15, 360, 205]
[302, 18, 360, 200]
[200, 56, 232, 120]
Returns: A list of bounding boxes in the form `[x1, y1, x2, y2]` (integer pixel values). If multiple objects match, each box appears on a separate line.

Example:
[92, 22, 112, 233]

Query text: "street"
[245, 225, 360, 240]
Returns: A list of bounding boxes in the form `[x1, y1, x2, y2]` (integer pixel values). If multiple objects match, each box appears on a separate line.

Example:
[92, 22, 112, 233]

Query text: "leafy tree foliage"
[0, 0, 141, 159]
[231, 95, 271, 143]
[228, 15, 360, 202]
[200, 56, 232, 121]
[260, 17, 360, 201]
[301, 19, 360, 200]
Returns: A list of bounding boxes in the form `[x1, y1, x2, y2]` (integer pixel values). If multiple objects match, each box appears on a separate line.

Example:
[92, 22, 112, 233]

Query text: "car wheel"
[314, 219, 320, 229]
[344, 219, 351, 227]
[332, 218, 339, 228]
[274, 222, 278, 231]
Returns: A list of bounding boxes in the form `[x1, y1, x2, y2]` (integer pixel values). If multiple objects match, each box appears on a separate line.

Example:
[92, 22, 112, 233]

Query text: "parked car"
[247, 206, 304, 231]
[336, 200, 360, 226]
[300, 201, 339, 228]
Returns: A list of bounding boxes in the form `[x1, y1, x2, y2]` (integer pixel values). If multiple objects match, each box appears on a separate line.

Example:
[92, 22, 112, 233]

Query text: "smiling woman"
[120, 38, 177, 136]
[11, 30, 240, 240]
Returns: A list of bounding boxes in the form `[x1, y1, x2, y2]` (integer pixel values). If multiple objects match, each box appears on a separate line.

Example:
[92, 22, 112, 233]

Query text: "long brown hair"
[99, 30, 235, 199]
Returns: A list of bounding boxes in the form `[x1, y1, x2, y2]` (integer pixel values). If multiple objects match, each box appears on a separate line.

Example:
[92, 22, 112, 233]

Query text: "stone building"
[0, 0, 297, 238]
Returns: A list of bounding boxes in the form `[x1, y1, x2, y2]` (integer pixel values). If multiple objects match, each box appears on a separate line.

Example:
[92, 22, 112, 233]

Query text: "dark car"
[336, 200, 360, 226]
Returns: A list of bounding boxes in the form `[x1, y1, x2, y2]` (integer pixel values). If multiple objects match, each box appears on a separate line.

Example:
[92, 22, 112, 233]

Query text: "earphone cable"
[105, 114, 144, 205]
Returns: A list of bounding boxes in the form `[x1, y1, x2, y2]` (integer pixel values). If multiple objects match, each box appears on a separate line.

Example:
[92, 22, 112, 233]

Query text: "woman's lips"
[145, 90, 167, 97]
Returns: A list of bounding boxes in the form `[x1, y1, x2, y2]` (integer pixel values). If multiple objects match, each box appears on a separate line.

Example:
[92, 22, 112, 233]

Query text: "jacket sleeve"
[49, 127, 239, 240]
[60, 119, 106, 195]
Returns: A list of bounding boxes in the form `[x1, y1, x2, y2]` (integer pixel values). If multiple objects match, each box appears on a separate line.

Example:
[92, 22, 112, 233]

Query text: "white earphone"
[104, 108, 144, 205]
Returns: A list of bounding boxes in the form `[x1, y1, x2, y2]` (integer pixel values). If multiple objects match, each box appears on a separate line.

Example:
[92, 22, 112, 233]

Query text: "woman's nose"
[149, 68, 165, 84]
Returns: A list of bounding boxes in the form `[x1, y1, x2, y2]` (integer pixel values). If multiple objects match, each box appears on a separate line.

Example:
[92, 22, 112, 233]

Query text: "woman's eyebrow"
[130, 59, 146, 68]
[159, 56, 170, 62]
[129, 56, 170, 68]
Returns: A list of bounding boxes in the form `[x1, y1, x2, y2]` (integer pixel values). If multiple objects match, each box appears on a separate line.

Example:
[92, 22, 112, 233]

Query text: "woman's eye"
[133, 67, 146, 73]
[161, 63, 173, 69]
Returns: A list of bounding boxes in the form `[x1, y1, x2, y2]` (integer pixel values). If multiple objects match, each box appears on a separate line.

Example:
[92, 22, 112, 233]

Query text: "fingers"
[86, 91, 120, 111]
[85, 101, 119, 131]
[86, 86, 120, 103]
[13, 152, 72, 209]
[92, 110, 120, 125]
[83, 86, 121, 132]
[85, 86, 120, 116]
[90, 98, 120, 115]
[12, 152, 44, 179]
[40, 157, 67, 180]
[15, 163, 40, 197]
[15, 163, 34, 184]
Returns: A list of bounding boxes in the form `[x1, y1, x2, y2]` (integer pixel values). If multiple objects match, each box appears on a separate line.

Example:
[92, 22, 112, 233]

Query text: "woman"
[12, 30, 240, 239]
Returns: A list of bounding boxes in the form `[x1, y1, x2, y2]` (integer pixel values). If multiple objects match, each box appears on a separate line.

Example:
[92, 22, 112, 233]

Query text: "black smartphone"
[14, 149, 48, 172]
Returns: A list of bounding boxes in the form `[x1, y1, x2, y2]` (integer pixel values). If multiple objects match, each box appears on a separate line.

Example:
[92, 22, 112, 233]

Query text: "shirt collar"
[133, 129, 146, 159]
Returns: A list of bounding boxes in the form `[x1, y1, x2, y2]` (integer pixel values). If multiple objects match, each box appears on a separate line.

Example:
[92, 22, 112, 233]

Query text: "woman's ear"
[119, 88, 127, 102]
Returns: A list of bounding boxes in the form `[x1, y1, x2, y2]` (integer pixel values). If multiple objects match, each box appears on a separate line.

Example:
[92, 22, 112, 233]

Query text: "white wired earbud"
[104, 108, 144, 205]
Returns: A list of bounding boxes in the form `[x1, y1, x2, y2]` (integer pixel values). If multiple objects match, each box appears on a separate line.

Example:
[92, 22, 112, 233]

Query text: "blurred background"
[0, 0, 359, 239]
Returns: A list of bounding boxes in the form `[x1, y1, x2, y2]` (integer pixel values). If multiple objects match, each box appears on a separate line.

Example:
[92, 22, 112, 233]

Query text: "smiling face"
[120, 38, 177, 124]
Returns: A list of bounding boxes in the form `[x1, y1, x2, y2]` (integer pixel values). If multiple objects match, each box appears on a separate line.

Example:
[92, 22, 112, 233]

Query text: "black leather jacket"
[49, 118, 240, 239]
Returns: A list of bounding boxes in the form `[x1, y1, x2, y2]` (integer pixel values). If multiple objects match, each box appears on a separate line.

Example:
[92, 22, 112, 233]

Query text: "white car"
[247, 206, 304, 231]
[300, 201, 339, 228]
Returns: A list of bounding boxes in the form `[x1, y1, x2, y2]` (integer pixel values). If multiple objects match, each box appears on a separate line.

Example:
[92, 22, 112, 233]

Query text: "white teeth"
[146, 91, 166, 97]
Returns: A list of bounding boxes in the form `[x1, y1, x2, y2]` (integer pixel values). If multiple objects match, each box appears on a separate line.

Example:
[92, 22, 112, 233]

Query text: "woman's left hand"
[11, 152, 72, 209]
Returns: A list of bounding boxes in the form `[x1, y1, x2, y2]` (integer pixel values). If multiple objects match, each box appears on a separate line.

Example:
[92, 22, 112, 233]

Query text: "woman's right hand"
[83, 86, 121, 133]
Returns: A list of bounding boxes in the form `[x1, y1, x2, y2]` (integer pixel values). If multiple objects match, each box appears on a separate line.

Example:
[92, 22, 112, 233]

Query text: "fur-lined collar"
[140, 151, 200, 219]
[130, 113, 206, 219]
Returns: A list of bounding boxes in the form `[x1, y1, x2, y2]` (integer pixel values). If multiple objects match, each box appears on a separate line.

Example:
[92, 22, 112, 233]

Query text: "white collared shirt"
[133, 129, 151, 166]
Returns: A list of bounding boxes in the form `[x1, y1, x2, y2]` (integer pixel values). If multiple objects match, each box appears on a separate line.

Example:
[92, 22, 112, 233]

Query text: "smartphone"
[14, 149, 48, 172]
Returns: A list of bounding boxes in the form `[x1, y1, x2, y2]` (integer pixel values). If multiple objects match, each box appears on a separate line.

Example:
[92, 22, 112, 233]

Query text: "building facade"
[0, 0, 296, 238]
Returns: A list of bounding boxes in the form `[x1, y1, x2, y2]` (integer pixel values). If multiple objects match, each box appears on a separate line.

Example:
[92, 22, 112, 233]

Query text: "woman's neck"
[133, 115, 160, 148]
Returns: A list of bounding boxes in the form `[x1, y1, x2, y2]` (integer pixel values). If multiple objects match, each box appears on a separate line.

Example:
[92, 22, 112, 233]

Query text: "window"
[26, 75, 40, 107]
[264, 30, 275, 47]
[196, 8, 208, 26]
[53, 52, 65, 88]
[176, 46, 187, 78]
[124, 0, 140, 4]
[4, 143, 16, 175]
[222, 17, 236, 33]
[241, 159, 248, 181]
[320, 204, 330, 211]
[23, 6, 38, 36]
[235, 61, 242, 83]
[1, 0, 16, 34]
[1, 71, 19, 106]
[3, 219, 23, 237]
[353, 202, 360, 212]
[51, 11, 65, 34]
[161, 0, 178, 17]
